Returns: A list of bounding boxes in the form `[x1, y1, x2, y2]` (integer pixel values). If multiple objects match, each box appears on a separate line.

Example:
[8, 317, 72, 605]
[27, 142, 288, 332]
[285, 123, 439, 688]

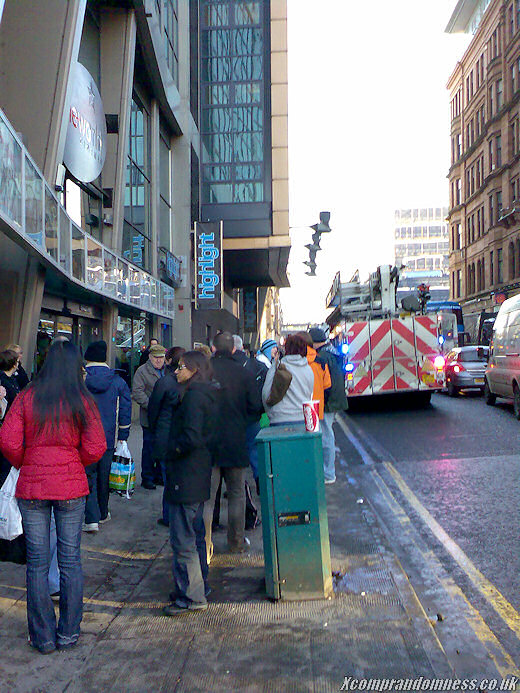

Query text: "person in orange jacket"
[297, 332, 331, 420]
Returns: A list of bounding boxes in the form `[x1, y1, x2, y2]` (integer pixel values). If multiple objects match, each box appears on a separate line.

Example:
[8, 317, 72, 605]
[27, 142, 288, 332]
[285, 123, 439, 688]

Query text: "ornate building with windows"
[447, 0, 520, 337]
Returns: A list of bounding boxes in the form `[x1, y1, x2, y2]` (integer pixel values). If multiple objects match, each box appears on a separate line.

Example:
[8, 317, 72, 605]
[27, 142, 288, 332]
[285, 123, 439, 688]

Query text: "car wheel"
[447, 381, 458, 397]
[514, 385, 520, 420]
[484, 379, 496, 406]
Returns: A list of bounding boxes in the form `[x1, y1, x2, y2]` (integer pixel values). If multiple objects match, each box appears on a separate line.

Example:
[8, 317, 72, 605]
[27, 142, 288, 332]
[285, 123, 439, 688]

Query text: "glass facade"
[200, 0, 267, 205]
[0, 107, 174, 319]
[124, 99, 151, 269]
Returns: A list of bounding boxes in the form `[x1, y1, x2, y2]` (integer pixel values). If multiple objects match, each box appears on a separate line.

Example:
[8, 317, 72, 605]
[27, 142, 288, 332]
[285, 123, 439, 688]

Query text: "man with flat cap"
[132, 343, 166, 489]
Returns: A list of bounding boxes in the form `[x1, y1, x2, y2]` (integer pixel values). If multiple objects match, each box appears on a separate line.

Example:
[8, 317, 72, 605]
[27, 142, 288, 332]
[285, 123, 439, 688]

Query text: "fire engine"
[326, 266, 450, 405]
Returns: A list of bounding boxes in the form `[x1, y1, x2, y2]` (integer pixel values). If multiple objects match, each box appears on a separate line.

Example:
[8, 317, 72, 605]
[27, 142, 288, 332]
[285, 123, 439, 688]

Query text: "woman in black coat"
[161, 350, 217, 617]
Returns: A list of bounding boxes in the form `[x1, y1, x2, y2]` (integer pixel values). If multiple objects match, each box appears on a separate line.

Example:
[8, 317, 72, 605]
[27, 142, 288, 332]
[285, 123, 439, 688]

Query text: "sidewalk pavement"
[0, 424, 500, 691]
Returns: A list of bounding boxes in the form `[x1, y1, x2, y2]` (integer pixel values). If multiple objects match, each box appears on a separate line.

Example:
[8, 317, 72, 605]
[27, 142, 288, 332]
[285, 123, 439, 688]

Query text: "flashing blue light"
[345, 363, 355, 373]
[340, 343, 349, 355]
[438, 335, 445, 345]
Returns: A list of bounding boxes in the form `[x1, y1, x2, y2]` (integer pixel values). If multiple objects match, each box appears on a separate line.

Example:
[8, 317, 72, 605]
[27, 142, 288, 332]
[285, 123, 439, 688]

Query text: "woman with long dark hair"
[0, 340, 106, 654]
[161, 350, 217, 616]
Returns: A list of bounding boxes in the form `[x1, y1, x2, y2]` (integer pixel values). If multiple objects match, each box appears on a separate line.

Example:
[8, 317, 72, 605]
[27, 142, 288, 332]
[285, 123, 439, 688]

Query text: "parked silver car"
[484, 294, 520, 418]
[444, 346, 488, 396]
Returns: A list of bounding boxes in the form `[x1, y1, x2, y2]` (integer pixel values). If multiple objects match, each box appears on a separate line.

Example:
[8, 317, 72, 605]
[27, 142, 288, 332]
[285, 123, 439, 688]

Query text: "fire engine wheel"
[484, 379, 496, 406]
[513, 384, 520, 420]
[447, 382, 459, 398]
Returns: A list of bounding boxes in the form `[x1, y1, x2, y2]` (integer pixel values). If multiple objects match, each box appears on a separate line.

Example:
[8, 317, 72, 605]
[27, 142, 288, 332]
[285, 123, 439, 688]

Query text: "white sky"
[280, 0, 471, 325]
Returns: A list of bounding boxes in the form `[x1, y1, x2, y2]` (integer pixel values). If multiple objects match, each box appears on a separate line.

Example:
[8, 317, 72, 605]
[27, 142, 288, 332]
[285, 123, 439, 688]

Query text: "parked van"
[484, 294, 520, 417]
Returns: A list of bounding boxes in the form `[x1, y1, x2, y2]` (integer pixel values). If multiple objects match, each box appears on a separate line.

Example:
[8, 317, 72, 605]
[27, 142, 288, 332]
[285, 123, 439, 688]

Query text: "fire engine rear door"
[391, 317, 419, 390]
[370, 319, 396, 393]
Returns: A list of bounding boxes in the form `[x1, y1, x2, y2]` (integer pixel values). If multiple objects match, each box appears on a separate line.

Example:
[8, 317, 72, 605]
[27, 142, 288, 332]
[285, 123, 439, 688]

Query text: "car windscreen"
[458, 348, 488, 362]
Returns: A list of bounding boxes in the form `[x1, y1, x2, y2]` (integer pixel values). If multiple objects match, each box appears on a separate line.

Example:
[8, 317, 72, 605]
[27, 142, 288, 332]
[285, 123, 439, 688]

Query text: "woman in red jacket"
[0, 340, 106, 654]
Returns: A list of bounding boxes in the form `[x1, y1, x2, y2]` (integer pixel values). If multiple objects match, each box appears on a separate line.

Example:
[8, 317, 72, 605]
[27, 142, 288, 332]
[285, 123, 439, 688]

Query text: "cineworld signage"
[63, 62, 107, 183]
[194, 221, 223, 310]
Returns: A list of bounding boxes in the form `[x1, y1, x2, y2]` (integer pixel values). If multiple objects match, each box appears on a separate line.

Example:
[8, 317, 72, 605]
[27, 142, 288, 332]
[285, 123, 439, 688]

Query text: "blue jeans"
[85, 448, 114, 523]
[321, 412, 337, 482]
[141, 427, 155, 485]
[18, 497, 85, 652]
[168, 502, 208, 607]
[246, 422, 261, 481]
[49, 511, 60, 594]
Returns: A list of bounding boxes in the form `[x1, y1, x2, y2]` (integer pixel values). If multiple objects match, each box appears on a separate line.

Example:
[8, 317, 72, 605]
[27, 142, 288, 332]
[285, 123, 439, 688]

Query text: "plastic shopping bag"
[109, 440, 135, 498]
[0, 468, 22, 540]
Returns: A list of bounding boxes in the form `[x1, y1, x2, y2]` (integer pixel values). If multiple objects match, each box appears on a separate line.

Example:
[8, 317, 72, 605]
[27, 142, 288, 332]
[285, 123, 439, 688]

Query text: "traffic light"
[303, 211, 330, 276]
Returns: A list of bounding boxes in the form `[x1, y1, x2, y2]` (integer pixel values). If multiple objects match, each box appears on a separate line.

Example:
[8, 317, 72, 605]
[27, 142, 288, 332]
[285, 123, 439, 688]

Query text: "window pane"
[87, 237, 103, 290]
[104, 250, 117, 297]
[117, 259, 129, 302]
[0, 120, 22, 225]
[44, 188, 58, 261]
[234, 182, 263, 202]
[203, 182, 233, 203]
[159, 197, 171, 250]
[235, 83, 261, 104]
[129, 266, 141, 305]
[59, 206, 71, 274]
[205, 4, 229, 26]
[205, 84, 230, 105]
[159, 136, 170, 201]
[72, 224, 85, 282]
[25, 157, 44, 247]
[235, 2, 260, 25]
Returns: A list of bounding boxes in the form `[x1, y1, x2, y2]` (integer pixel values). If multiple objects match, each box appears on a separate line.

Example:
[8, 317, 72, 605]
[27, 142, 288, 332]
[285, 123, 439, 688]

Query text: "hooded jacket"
[262, 355, 314, 424]
[315, 344, 348, 412]
[85, 363, 132, 448]
[163, 381, 218, 505]
[306, 346, 331, 419]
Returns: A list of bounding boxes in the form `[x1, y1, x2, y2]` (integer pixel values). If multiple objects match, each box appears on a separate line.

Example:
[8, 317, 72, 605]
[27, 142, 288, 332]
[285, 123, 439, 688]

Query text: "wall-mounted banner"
[63, 62, 107, 183]
[194, 221, 223, 310]
[242, 288, 258, 333]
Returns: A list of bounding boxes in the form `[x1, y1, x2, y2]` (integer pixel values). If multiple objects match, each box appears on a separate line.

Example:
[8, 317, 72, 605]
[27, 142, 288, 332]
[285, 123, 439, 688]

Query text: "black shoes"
[141, 481, 156, 490]
[157, 518, 169, 527]
[163, 601, 208, 616]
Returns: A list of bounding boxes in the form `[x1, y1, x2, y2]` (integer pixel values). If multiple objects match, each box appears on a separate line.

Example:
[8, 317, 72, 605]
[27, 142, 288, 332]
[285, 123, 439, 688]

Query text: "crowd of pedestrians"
[0, 326, 346, 652]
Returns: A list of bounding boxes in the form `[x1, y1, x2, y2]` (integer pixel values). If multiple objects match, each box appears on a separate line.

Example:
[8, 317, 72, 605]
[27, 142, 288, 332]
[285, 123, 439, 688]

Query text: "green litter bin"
[255, 424, 333, 601]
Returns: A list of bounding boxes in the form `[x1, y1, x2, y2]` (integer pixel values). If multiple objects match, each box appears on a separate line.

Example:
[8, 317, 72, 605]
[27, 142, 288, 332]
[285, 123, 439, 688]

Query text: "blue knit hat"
[259, 339, 277, 361]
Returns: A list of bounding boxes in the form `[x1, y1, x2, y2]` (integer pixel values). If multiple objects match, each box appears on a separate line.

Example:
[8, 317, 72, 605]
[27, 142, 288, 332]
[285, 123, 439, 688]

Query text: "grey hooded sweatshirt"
[262, 355, 314, 424]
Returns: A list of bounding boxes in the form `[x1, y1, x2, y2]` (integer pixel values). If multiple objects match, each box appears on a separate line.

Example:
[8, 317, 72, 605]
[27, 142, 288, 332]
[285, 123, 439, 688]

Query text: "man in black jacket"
[233, 335, 267, 493]
[208, 332, 263, 553]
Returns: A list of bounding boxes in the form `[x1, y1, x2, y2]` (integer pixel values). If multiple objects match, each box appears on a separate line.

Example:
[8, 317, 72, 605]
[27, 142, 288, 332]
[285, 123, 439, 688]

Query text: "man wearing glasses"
[132, 344, 166, 489]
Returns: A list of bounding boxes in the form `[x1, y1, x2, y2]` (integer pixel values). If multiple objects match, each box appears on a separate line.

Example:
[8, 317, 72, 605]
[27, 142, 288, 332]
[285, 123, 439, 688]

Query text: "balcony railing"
[0, 108, 174, 319]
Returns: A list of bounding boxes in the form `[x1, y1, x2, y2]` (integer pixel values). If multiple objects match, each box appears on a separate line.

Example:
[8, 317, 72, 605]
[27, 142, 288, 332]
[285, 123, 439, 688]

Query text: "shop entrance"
[35, 311, 102, 373]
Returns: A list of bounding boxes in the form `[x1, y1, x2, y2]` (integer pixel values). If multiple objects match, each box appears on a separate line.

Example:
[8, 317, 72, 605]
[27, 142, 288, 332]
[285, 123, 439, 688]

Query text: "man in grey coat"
[132, 344, 166, 489]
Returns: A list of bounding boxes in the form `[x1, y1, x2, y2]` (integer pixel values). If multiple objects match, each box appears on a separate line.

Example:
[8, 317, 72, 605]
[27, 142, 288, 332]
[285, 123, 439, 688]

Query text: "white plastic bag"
[109, 441, 135, 499]
[0, 468, 22, 540]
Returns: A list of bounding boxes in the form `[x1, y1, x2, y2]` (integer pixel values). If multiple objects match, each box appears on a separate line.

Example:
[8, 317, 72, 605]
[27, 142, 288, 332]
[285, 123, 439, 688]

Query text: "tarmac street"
[0, 412, 518, 691]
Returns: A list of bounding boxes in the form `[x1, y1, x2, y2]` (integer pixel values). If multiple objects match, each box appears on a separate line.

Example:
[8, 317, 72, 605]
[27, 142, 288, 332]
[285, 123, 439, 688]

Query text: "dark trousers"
[160, 459, 169, 525]
[168, 502, 208, 607]
[85, 448, 114, 523]
[141, 427, 155, 485]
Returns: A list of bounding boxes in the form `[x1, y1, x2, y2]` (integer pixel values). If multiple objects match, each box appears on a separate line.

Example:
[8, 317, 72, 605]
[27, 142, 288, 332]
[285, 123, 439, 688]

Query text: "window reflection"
[59, 207, 71, 274]
[25, 157, 44, 247]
